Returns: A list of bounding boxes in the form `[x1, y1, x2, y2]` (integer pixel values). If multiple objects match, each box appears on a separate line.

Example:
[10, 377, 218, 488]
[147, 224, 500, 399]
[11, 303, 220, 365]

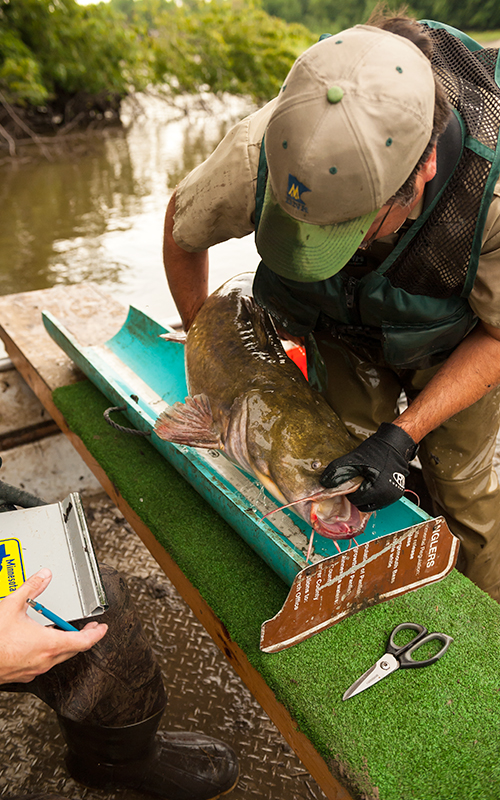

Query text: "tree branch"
[0, 123, 16, 158]
[0, 91, 53, 161]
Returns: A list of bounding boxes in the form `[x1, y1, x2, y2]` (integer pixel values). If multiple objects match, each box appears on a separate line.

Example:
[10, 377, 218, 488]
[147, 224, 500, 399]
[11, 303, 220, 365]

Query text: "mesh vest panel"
[385, 27, 500, 298]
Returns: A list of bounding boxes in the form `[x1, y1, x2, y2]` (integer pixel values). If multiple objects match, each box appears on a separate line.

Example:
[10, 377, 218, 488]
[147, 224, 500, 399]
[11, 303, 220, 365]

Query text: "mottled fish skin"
[155, 274, 369, 539]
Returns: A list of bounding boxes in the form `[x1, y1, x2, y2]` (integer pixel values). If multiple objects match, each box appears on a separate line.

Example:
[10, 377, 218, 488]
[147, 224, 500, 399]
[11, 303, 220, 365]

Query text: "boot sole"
[66, 756, 240, 800]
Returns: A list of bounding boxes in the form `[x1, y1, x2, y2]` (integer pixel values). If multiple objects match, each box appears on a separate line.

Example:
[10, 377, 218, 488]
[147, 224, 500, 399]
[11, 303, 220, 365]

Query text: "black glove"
[319, 422, 419, 512]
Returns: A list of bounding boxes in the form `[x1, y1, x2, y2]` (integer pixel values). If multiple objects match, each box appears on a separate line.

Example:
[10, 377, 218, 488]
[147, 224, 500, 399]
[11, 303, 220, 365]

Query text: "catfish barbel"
[154, 274, 369, 542]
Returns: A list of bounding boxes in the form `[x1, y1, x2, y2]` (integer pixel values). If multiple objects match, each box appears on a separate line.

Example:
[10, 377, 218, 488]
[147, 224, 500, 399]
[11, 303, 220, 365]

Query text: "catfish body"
[155, 274, 368, 539]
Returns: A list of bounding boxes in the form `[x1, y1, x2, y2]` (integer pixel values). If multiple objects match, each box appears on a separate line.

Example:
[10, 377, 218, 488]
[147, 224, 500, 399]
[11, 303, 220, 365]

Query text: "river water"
[0, 92, 260, 326]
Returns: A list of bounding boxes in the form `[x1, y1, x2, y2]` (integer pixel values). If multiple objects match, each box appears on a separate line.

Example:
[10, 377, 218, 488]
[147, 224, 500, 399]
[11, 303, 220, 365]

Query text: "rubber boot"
[57, 707, 239, 800]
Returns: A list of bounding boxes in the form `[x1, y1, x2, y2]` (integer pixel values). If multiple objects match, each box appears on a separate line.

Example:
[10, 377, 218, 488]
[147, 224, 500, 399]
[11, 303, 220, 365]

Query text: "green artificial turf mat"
[54, 380, 500, 800]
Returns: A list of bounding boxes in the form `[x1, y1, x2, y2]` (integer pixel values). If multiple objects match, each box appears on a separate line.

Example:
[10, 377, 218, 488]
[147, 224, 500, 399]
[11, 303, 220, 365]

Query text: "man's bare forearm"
[394, 320, 500, 442]
[163, 190, 209, 331]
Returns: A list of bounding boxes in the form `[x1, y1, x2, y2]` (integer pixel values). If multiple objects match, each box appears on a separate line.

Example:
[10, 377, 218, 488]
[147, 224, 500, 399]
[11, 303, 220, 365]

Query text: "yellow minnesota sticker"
[0, 539, 26, 598]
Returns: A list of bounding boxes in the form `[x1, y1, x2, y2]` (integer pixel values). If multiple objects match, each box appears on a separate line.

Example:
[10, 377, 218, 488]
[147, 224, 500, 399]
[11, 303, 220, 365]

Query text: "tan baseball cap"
[256, 25, 436, 282]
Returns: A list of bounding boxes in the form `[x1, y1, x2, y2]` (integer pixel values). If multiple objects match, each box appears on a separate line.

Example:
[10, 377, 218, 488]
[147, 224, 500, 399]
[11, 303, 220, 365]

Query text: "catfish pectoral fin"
[154, 394, 222, 449]
[159, 330, 187, 344]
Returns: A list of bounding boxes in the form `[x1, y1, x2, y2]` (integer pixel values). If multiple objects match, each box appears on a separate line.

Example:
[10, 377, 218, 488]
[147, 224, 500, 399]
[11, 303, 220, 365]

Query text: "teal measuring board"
[43, 306, 431, 588]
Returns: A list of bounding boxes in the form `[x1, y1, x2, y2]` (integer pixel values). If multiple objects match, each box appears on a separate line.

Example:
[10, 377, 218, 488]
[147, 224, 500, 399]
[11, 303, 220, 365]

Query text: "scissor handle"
[386, 622, 427, 657]
[399, 632, 454, 668]
[387, 623, 453, 669]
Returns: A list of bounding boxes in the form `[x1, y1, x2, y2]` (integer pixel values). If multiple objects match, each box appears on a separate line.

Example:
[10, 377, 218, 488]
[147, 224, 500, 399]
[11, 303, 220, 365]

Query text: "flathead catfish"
[154, 274, 369, 540]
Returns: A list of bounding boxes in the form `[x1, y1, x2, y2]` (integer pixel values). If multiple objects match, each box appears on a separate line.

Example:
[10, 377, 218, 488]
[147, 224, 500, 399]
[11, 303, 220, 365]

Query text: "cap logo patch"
[286, 175, 311, 213]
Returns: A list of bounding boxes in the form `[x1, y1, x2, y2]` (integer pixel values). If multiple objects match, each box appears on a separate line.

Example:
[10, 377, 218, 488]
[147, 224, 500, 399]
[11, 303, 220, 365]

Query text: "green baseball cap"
[256, 25, 435, 282]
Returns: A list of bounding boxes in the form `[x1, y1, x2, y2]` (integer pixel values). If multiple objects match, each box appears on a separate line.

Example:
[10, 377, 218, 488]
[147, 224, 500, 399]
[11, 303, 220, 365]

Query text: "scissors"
[342, 622, 454, 701]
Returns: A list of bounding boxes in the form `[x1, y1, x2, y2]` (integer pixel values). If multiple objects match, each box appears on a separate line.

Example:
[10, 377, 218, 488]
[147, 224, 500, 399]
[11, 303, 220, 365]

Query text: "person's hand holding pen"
[0, 568, 107, 684]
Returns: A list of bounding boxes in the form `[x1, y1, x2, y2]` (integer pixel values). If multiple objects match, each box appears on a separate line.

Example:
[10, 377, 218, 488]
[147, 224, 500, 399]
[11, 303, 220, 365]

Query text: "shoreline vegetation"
[0, 0, 314, 157]
[1, 0, 499, 159]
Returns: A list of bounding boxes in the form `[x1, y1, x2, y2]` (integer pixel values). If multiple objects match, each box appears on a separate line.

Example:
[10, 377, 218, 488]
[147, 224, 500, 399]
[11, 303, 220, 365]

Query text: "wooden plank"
[0, 283, 353, 800]
[0, 283, 127, 394]
[0, 366, 60, 450]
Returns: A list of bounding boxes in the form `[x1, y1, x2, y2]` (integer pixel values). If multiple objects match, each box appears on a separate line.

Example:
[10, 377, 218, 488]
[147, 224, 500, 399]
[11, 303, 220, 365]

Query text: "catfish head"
[154, 387, 369, 540]
[225, 386, 369, 539]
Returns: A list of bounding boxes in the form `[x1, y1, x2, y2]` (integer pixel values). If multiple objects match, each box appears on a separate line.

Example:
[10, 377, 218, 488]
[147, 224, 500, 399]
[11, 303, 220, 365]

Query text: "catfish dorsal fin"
[159, 330, 187, 344]
[154, 394, 222, 449]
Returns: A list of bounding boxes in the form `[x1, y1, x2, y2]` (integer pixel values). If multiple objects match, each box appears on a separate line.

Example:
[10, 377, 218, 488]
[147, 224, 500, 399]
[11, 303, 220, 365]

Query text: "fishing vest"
[253, 22, 500, 370]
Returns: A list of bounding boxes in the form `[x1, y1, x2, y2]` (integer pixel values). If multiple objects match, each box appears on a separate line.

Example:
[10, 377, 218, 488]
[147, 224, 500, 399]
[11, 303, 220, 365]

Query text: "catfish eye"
[312, 460, 322, 470]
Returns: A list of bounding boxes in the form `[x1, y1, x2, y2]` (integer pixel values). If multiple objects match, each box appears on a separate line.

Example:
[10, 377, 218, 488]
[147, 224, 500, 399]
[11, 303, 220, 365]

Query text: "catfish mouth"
[310, 494, 369, 540]
[262, 481, 370, 541]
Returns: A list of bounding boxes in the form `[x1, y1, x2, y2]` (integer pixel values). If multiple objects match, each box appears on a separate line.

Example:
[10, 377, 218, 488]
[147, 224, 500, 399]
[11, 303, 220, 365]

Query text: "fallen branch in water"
[55, 110, 86, 136]
[0, 129, 105, 147]
[0, 123, 123, 166]
[0, 122, 16, 157]
[0, 90, 54, 161]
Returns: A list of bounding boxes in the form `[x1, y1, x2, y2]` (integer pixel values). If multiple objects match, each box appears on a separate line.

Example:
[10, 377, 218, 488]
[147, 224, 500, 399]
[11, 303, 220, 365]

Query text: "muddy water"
[0, 93, 260, 324]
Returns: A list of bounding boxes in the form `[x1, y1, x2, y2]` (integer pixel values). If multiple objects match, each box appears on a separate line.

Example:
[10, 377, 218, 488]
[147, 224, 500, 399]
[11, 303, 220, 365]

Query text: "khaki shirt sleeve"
[469, 178, 500, 327]
[172, 99, 278, 252]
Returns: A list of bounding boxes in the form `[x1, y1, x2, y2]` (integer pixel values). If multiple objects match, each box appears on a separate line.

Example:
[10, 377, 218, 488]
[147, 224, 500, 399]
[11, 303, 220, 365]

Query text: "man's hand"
[320, 422, 419, 512]
[0, 568, 108, 684]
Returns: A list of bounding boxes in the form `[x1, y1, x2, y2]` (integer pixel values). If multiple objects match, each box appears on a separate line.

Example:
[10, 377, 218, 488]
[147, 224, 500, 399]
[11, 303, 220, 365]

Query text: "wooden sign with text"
[260, 517, 459, 653]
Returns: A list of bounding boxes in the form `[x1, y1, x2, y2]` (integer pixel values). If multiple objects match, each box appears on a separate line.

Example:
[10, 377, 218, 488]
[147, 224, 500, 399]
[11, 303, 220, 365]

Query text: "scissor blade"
[342, 653, 400, 700]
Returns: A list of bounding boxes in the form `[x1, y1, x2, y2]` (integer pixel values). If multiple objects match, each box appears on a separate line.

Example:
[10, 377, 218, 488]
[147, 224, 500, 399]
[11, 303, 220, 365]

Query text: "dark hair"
[367, 6, 452, 206]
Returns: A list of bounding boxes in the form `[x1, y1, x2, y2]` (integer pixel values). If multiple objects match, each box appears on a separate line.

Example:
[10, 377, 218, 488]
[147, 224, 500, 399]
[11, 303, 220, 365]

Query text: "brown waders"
[312, 332, 500, 602]
[0, 564, 239, 800]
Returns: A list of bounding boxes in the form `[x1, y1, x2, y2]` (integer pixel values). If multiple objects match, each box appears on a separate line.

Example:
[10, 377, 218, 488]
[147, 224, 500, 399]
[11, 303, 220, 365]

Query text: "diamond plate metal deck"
[0, 494, 327, 800]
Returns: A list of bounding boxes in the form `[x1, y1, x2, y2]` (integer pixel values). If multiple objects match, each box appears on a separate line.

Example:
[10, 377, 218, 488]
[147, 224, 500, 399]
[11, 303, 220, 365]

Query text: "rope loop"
[103, 405, 151, 437]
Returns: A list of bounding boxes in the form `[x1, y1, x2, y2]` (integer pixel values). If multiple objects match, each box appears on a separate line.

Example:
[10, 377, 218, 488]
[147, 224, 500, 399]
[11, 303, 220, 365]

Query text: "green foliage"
[260, 0, 500, 34]
[111, 0, 314, 102]
[147, 0, 315, 101]
[469, 29, 500, 43]
[0, 0, 498, 117]
[0, 0, 152, 107]
[0, 27, 47, 104]
[0, 0, 315, 114]
[412, 0, 500, 32]
[304, 0, 378, 35]
[260, 0, 378, 34]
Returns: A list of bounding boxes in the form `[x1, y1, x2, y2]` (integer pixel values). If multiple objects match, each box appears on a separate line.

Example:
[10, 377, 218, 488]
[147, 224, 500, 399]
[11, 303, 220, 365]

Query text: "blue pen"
[26, 598, 78, 632]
